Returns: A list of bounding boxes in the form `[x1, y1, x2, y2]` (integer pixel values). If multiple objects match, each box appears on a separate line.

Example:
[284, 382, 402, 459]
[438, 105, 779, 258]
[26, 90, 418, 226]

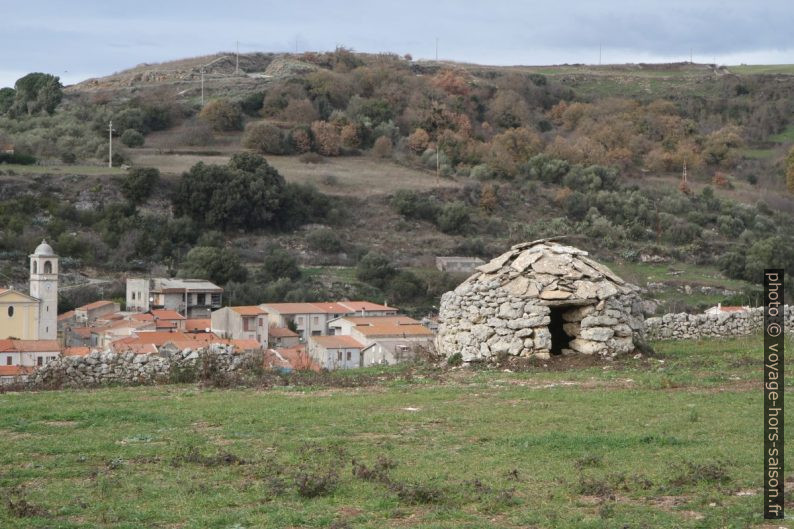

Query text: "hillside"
[1, 51, 793, 314]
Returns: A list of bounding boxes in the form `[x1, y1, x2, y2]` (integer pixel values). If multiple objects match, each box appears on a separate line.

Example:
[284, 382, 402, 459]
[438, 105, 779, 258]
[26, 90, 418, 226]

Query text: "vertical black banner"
[764, 269, 784, 519]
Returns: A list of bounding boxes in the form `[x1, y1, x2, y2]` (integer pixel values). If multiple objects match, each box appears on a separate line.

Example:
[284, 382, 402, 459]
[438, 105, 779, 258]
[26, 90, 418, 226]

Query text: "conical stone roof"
[436, 239, 645, 362]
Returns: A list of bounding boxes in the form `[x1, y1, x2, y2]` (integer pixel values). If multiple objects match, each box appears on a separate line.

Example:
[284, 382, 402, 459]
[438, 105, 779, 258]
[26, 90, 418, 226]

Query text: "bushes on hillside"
[120, 129, 144, 148]
[180, 246, 248, 285]
[121, 167, 160, 205]
[200, 99, 243, 131]
[243, 122, 286, 154]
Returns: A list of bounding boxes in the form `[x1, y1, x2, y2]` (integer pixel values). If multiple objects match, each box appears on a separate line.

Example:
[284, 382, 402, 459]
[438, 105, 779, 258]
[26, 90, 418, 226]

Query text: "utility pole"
[236, 41, 239, 74]
[201, 68, 205, 106]
[107, 120, 115, 168]
[690, 48, 693, 64]
[435, 37, 438, 61]
[599, 42, 602, 66]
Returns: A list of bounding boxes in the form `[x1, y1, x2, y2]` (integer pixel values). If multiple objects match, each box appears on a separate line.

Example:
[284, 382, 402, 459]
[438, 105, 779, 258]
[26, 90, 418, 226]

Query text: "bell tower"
[29, 240, 58, 340]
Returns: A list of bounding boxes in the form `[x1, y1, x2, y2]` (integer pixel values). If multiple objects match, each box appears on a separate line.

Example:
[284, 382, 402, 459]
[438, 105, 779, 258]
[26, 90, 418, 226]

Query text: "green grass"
[769, 124, 794, 144]
[740, 148, 777, 160]
[1, 335, 791, 528]
[728, 64, 794, 75]
[0, 163, 126, 176]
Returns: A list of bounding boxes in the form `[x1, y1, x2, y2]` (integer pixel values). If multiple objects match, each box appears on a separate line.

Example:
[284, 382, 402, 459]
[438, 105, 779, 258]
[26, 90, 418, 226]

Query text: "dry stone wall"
[30, 344, 260, 388]
[645, 305, 792, 340]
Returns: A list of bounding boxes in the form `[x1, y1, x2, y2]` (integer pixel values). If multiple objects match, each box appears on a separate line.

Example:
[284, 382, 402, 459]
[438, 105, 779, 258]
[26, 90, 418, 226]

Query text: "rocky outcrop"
[436, 239, 647, 362]
[30, 344, 261, 388]
[645, 306, 792, 340]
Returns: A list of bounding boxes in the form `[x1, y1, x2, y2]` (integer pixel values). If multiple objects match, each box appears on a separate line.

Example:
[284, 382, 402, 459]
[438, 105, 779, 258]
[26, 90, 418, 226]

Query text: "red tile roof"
[0, 340, 61, 352]
[185, 319, 211, 332]
[231, 306, 266, 316]
[339, 301, 397, 312]
[276, 345, 321, 371]
[151, 309, 186, 320]
[310, 335, 365, 349]
[262, 303, 331, 315]
[354, 324, 433, 338]
[0, 366, 34, 376]
[268, 326, 299, 337]
[63, 347, 91, 357]
[76, 300, 116, 311]
[58, 310, 76, 321]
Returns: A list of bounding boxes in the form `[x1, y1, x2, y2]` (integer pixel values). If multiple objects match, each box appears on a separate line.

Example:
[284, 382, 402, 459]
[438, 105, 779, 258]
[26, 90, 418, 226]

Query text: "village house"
[307, 335, 365, 370]
[126, 278, 223, 318]
[210, 306, 268, 347]
[261, 301, 398, 340]
[75, 300, 120, 324]
[0, 339, 61, 370]
[435, 256, 486, 274]
[704, 303, 751, 315]
[267, 326, 300, 348]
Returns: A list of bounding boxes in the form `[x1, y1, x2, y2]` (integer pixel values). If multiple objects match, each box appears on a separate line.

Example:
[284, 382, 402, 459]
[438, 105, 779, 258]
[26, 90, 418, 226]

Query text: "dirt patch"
[43, 420, 78, 427]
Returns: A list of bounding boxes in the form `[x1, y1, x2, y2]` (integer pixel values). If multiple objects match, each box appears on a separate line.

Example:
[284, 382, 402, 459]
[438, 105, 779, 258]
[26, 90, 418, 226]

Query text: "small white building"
[211, 306, 268, 347]
[0, 339, 61, 376]
[307, 335, 365, 370]
[261, 301, 398, 340]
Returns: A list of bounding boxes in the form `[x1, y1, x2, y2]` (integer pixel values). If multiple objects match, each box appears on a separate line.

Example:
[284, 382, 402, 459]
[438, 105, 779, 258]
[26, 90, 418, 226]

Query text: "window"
[44, 260, 52, 274]
[312, 330, 321, 336]
[243, 317, 254, 332]
[346, 351, 351, 361]
[5, 357, 11, 366]
[312, 316, 319, 325]
[37, 356, 43, 366]
[337, 351, 342, 361]
[32, 261, 37, 274]
[258, 318, 264, 327]
[7, 306, 13, 317]
[197, 293, 206, 306]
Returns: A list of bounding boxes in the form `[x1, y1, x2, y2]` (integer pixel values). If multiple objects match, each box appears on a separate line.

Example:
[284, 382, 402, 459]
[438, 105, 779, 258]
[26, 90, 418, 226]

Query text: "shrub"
[406, 128, 430, 154]
[299, 152, 324, 164]
[180, 246, 248, 285]
[258, 248, 301, 283]
[386, 270, 425, 303]
[179, 121, 214, 146]
[436, 202, 471, 235]
[199, 99, 243, 131]
[356, 252, 396, 288]
[372, 136, 393, 158]
[390, 190, 440, 222]
[173, 154, 285, 230]
[120, 129, 144, 148]
[307, 229, 343, 253]
[242, 122, 285, 154]
[121, 167, 160, 205]
[311, 121, 341, 156]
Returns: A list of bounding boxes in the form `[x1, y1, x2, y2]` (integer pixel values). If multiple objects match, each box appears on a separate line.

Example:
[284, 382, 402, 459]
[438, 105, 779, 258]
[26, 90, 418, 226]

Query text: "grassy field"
[1, 335, 791, 528]
[0, 164, 126, 176]
[129, 152, 458, 196]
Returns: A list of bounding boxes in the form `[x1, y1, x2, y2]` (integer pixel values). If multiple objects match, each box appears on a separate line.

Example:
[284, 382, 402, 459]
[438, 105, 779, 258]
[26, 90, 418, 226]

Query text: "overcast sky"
[2, 0, 793, 88]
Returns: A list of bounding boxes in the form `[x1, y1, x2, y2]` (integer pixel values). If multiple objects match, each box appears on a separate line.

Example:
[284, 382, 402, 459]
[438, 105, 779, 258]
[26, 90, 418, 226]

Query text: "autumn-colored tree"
[432, 70, 469, 96]
[340, 123, 361, 149]
[712, 171, 729, 188]
[280, 98, 319, 124]
[787, 146, 794, 194]
[243, 122, 285, 154]
[289, 127, 312, 153]
[488, 90, 531, 129]
[488, 127, 544, 177]
[406, 128, 430, 154]
[372, 136, 393, 158]
[479, 183, 498, 214]
[199, 99, 243, 131]
[311, 121, 341, 156]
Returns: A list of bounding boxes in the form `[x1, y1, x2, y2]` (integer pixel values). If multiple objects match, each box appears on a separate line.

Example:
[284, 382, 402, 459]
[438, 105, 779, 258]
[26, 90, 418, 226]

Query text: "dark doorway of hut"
[548, 305, 574, 355]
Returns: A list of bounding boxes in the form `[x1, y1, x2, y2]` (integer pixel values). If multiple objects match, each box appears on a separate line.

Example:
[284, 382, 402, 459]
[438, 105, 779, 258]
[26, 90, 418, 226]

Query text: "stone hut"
[436, 239, 646, 361]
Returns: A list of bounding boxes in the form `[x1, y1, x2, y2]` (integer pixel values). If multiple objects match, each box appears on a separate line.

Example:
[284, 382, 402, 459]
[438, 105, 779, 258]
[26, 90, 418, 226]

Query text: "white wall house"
[307, 335, 364, 370]
[211, 306, 268, 347]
